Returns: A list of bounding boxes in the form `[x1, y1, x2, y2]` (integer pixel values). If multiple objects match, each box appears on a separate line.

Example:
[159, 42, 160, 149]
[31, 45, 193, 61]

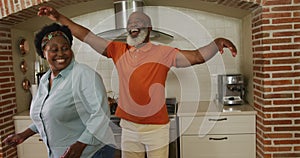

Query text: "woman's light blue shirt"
[29, 60, 115, 158]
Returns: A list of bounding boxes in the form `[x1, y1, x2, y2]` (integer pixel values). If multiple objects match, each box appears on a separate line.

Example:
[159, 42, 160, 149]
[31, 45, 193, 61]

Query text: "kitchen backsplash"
[71, 6, 242, 101]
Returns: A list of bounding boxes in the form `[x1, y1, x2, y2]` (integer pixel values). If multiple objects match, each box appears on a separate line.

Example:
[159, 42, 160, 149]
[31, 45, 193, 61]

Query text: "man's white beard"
[126, 29, 148, 46]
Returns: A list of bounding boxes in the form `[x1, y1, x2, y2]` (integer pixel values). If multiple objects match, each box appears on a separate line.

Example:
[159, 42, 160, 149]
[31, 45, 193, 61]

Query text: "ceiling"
[0, 0, 260, 31]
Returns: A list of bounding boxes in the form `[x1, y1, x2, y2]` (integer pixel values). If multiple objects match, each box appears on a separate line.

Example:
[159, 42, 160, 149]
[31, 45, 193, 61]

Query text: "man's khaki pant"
[120, 119, 170, 158]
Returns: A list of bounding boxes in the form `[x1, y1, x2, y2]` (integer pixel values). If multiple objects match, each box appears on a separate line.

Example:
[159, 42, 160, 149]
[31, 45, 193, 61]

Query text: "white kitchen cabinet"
[13, 111, 48, 158]
[178, 102, 256, 158]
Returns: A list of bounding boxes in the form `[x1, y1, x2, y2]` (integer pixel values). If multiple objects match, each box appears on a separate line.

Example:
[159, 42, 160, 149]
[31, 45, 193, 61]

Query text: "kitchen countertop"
[177, 101, 256, 117]
[13, 101, 256, 119]
[13, 110, 30, 120]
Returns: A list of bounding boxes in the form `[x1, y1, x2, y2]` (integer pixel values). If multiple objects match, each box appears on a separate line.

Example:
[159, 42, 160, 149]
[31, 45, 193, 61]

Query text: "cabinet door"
[181, 134, 255, 158]
[17, 135, 48, 158]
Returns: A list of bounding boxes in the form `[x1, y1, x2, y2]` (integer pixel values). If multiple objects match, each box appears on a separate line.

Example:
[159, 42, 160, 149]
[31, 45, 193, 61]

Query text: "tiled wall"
[71, 6, 242, 102]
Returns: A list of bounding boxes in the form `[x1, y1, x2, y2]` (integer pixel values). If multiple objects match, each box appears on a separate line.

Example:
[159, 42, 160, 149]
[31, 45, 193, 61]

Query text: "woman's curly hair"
[34, 23, 73, 59]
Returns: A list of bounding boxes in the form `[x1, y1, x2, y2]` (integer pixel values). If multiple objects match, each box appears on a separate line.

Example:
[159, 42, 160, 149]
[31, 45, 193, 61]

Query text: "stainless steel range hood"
[97, 0, 173, 43]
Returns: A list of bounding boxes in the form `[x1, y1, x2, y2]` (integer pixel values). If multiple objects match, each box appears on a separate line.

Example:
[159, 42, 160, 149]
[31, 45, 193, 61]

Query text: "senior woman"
[2, 23, 115, 158]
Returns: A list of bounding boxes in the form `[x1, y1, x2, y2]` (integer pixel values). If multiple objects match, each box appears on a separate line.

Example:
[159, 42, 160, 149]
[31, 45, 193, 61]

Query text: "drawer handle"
[209, 137, 228, 141]
[208, 118, 227, 121]
[38, 139, 43, 142]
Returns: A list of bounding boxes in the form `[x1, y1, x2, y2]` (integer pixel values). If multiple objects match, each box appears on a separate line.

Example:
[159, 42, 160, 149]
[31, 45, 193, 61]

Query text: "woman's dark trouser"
[92, 145, 116, 158]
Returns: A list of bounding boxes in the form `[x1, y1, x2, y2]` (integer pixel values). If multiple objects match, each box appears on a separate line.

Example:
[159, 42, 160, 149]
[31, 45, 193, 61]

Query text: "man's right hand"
[37, 6, 61, 21]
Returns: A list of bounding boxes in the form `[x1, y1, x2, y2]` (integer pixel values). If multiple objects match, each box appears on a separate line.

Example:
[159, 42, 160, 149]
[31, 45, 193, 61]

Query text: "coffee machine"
[218, 74, 245, 105]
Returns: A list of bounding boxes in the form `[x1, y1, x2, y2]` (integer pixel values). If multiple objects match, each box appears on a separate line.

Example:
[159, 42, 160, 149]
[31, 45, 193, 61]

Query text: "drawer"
[180, 115, 255, 135]
[181, 134, 255, 158]
[14, 119, 33, 133]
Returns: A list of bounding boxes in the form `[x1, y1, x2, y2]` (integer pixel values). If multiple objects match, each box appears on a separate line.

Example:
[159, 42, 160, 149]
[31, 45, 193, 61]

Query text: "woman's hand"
[2, 128, 36, 147]
[60, 141, 87, 158]
[2, 134, 25, 147]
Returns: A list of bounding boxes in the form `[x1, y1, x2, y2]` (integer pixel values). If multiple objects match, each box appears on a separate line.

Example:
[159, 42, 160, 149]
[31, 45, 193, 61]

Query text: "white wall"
[71, 6, 242, 102]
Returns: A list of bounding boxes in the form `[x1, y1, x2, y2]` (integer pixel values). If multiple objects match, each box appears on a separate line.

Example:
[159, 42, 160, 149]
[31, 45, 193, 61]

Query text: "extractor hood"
[97, 0, 173, 43]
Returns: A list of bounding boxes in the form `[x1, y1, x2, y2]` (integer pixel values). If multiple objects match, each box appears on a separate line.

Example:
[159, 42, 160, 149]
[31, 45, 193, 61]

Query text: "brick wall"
[0, 26, 17, 157]
[0, 0, 300, 158]
[252, 0, 300, 157]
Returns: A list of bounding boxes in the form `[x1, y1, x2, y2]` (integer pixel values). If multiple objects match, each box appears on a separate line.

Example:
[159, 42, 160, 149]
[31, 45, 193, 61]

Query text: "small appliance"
[218, 74, 245, 105]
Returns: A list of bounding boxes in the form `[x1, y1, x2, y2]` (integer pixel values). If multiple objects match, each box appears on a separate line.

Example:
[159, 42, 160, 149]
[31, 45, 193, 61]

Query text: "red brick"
[253, 20, 268, 27]
[263, 119, 292, 125]
[273, 86, 300, 92]
[273, 58, 300, 64]
[254, 84, 272, 92]
[256, 107, 272, 118]
[0, 61, 13, 66]
[272, 44, 300, 50]
[254, 32, 270, 39]
[272, 6, 300, 11]
[2, 93, 16, 100]
[254, 90, 263, 97]
[255, 72, 271, 78]
[294, 12, 300, 17]
[262, 66, 292, 72]
[263, 106, 292, 112]
[274, 99, 300, 105]
[262, 38, 292, 44]
[254, 59, 271, 65]
[255, 97, 272, 105]
[263, 93, 293, 99]
[264, 133, 293, 139]
[257, 121, 272, 132]
[273, 153, 300, 157]
[274, 126, 300, 132]
[0, 83, 15, 89]
[0, 100, 12, 107]
[252, 28, 261, 34]
[253, 66, 261, 71]
[265, 146, 292, 152]
[295, 146, 300, 151]
[262, 12, 292, 19]
[296, 119, 300, 123]
[272, 72, 300, 78]
[262, 52, 292, 58]
[264, 0, 292, 5]
[264, 80, 292, 85]
[273, 18, 300, 24]
[273, 31, 300, 37]
[273, 112, 300, 118]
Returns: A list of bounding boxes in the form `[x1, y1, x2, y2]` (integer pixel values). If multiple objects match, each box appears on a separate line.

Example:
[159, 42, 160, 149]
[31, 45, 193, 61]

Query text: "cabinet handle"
[38, 139, 43, 142]
[209, 137, 228, 141]
[208, 118, 227, 121]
